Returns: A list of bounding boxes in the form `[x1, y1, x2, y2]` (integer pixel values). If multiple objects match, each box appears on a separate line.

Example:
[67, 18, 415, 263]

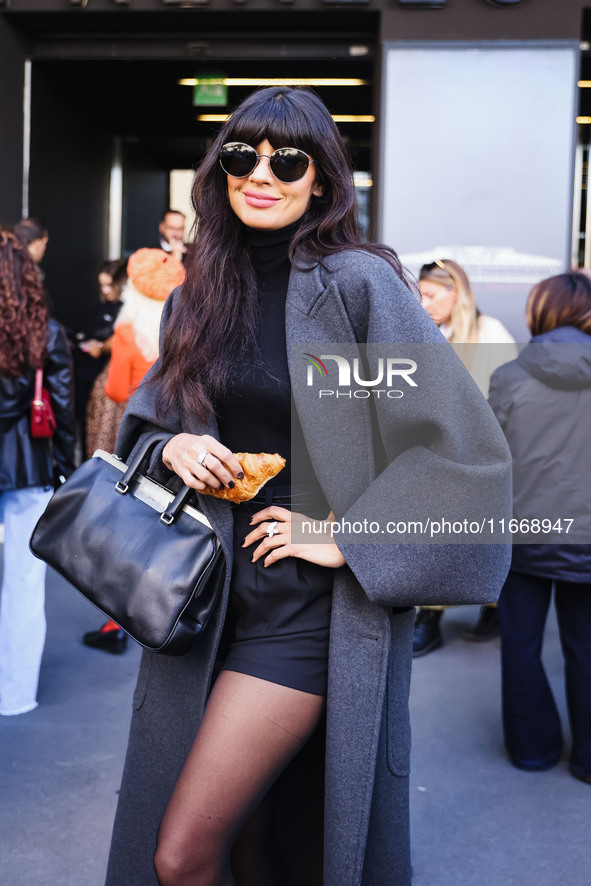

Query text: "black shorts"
[219, 492, 333, 696]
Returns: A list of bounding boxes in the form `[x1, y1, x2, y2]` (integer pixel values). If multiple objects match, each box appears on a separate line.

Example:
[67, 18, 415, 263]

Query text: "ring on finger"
[197, 451, 208, 467]
[267, 520, 279, 538]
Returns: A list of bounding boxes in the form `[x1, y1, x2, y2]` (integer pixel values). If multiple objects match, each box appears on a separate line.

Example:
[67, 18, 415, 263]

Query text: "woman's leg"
[154, 669, 325, 886]
[554, 580, 591, 779]
[498, 570, 562, 769]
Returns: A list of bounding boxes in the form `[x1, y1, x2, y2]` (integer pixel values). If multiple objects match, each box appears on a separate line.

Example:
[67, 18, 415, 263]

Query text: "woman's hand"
[244, 506, 346, 569]
[162, 433, 244, 492]
[79, 339, 103, 359]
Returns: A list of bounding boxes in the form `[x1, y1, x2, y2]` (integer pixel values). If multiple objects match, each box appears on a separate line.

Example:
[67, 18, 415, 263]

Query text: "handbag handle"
[115, 431, 195, 525]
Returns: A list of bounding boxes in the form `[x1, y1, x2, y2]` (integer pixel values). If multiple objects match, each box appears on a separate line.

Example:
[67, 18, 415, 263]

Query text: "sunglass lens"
[270, 148, 310, 183]
[220, 143, 257, 178]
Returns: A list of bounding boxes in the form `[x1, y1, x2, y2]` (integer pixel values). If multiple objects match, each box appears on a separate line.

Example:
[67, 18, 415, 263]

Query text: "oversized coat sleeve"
[291, 252, 513, 607]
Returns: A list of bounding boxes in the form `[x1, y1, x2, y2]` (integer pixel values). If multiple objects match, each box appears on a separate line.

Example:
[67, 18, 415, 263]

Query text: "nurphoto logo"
[303, 352, 417, 399]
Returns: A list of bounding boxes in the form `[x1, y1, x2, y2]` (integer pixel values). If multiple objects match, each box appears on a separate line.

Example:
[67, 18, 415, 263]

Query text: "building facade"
[0, 0, 588, 333]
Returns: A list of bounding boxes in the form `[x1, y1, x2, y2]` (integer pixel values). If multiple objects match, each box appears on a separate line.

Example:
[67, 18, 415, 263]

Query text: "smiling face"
[226, 139, 323, 231]
[419, 279, 458, 327]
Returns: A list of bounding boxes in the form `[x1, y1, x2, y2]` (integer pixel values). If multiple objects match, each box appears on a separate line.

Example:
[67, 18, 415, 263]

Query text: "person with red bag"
[0, 230, 75, 715]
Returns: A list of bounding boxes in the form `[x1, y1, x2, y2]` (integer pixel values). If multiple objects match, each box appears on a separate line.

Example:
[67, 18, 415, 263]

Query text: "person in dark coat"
[104, 87, 512, 886]
[488, 271, 591, 784]
[72, 258, 127, 461]
[0, 231, 75, 715]
[156, 208, 187, 263]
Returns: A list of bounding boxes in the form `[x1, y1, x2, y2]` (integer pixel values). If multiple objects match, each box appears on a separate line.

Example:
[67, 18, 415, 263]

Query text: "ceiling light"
[196, 113, 375, 123]
[578, 81, 591, 87]
[332, 115, 375, 123]
[180, 77, 368, 87]
[576, 116, 591, 124]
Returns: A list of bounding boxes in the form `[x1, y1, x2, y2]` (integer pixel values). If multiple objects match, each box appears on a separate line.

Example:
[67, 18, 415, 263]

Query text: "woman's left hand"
[244, 506, 346, 569]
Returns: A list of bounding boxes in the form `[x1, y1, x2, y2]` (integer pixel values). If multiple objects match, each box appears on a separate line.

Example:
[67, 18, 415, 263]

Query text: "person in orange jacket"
[104, 248, 185, 404]
[83, 247, 184, 654]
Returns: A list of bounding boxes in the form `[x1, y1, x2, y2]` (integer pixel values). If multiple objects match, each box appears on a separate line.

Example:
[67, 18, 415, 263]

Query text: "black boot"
[82, 624, 128, 654]
[462, 605, 500, 642]
[412, 608, 443, 657]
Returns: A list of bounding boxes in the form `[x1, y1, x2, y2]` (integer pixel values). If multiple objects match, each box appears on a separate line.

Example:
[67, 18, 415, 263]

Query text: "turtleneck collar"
[244, 219, 301, 252]
[244, 220, 302, 291]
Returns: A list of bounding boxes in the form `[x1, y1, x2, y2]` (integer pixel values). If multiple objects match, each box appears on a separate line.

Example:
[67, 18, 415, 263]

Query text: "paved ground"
[0, 557, 588, 885]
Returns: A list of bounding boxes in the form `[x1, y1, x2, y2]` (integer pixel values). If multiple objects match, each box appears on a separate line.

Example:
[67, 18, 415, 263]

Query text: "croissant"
[201, 452, 286, 504]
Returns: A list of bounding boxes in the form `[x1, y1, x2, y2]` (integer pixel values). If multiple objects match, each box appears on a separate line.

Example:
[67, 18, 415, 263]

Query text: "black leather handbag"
[30, 432, 225, 655]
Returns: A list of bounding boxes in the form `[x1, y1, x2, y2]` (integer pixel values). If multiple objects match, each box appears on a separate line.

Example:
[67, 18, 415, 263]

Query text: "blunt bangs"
[220, 88, 328, 159]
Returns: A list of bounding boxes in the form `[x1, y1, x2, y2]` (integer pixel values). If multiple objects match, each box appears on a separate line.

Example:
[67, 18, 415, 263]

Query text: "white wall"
[379, 42, 578, 340]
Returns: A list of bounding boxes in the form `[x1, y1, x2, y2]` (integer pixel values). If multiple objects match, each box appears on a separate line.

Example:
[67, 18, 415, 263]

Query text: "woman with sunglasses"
[414, 258, 517, 655]
[105, 87, 511, 886]
[419, 259, 516, 367]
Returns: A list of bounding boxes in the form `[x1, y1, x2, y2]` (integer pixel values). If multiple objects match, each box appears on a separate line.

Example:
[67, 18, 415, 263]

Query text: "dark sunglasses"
[421, 260, 448, 274]
[219, 142, 314, 184]
[420, 259, 459, 289]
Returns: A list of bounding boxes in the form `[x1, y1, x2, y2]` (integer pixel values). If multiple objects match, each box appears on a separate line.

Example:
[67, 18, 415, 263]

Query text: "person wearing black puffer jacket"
[0, 231, 76, 716]
[489, 271, 591, 785]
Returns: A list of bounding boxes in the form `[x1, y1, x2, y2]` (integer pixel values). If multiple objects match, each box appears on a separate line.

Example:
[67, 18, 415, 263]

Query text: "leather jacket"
[0, 318, 76, 489]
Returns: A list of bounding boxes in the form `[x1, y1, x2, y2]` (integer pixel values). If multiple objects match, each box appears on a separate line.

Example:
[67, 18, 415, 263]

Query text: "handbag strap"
[161, 486, 196, 526]
[115, 431, 194, 525]
[33, 368, 44, 403]
[116, 431, 173, 494]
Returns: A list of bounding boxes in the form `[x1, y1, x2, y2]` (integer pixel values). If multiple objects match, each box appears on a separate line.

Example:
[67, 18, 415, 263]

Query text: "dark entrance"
[1, 9, 377, 333]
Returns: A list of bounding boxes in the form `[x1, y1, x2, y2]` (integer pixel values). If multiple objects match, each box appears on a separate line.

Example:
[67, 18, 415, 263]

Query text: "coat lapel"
[287, 263, 392, 885]
[286, 263, 377, 515]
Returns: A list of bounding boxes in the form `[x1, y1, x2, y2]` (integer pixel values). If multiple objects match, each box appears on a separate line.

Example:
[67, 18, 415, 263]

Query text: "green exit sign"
[193, 78, 227, 107]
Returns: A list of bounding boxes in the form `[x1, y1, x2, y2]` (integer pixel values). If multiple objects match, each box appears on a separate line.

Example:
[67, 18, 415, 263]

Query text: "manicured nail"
[237, 471, 244, 480]
[228, 480, 235, 488]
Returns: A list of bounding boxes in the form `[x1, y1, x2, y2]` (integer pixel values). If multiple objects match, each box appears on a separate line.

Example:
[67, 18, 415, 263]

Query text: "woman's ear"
[312, 180, 324, 198]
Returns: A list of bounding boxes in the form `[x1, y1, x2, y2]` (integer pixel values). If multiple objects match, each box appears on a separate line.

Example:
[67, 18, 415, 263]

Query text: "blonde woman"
[414, 258, 518, 655]
[419, 258, 516, 395]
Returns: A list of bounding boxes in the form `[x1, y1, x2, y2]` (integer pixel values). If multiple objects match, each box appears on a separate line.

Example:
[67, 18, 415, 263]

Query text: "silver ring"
[267, 520, 279, 538]
[197, 451, 208, 467]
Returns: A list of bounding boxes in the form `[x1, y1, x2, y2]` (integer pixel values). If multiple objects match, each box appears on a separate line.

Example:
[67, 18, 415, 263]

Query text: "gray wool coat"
[105, 250, 512, 886]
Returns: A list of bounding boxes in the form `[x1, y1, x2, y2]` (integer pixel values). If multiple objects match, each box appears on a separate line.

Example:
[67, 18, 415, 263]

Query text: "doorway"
[15, 9, 378, 332]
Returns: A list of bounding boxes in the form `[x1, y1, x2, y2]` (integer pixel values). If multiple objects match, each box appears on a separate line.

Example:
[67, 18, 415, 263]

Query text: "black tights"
[154, 670, 325, 886]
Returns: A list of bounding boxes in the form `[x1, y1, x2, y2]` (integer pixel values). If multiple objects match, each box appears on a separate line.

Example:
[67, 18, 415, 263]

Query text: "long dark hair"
[99, 258, 128, 303]
[0, 231, 48, 377]
[153, 86, 410, 422]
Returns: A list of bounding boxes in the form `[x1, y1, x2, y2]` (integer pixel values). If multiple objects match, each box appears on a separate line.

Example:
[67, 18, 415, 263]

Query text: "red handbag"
[30, 368, 57, 439]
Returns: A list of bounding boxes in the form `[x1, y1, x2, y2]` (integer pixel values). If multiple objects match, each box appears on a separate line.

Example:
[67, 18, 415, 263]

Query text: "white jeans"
[0, 486, 53, 715]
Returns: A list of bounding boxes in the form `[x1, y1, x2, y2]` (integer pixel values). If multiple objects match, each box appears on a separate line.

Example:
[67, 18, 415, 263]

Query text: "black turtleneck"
[214, 222, 297, 487]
